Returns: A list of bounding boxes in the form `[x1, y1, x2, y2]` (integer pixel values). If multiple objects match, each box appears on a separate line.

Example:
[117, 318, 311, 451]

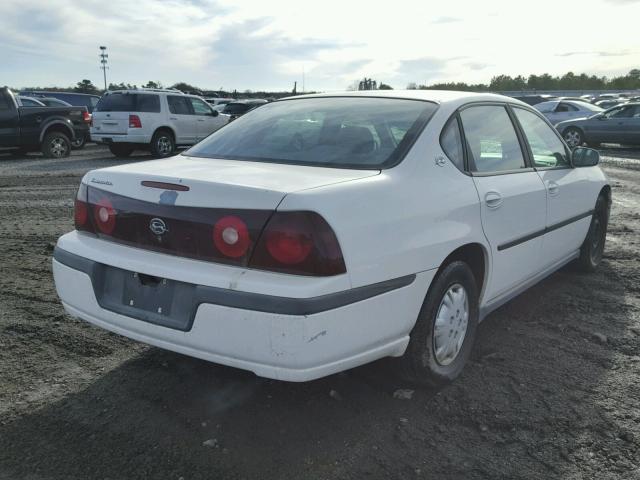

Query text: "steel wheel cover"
[433, 283, 469, 366]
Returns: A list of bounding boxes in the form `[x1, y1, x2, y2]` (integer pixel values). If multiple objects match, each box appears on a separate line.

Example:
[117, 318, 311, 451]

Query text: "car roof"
[23, 90, 100, 98]
[280, 89, 530, 107]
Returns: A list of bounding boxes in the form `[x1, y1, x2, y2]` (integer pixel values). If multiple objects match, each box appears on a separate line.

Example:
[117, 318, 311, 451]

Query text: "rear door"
[0, 93, 20, 147]
[188, 97, 227, 141]
[167, 96, 197, 144]
[459, 104, 548, 301]
[512, 107, 592, 265]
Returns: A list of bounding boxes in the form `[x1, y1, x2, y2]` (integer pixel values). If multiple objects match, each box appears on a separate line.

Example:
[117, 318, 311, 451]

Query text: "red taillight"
[93, 197, 116, 234]
[250, 212, 346, 276]
[74, 183, 94, 233]
[129, 114, 142, 129]
[82, 111, 91, 124]
[213, 215, 250, 258]
[265, 225, 313, 264]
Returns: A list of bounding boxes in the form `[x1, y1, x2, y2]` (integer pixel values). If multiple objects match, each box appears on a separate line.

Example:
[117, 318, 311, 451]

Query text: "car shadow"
[1, 252, 638, 479]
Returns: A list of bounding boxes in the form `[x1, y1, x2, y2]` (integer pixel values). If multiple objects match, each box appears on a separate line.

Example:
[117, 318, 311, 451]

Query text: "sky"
[0, 0, 639, 92]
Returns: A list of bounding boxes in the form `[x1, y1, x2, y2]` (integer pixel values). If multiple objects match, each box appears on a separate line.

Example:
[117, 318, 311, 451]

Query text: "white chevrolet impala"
[53, 91, 610, 384]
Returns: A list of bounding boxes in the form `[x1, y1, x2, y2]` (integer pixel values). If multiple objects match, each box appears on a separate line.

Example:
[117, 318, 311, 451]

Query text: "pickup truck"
[0, 87, 90, 158]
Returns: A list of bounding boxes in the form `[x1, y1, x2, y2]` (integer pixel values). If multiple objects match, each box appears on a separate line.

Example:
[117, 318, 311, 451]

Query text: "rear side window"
[556, 102, 578, 113]
[0, 94, 10, 111]
[168, 96, 192, 115]
[95, 93, 160, 113]
[136, 94, 161, 112]
[459, 105, 526, 173]
[440, 117, 464, 170]
[513, 108, 569, 168]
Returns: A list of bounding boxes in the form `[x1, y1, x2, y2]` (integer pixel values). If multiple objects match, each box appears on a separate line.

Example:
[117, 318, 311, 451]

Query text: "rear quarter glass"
[186, 97, 438, 169]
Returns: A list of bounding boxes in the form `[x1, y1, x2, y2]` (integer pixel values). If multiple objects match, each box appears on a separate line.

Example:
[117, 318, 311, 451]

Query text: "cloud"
[556, 50, 633, 57]
[464, 62, 492, 71]
[205, 18, 351, 90]
[431, 16, 461, 23]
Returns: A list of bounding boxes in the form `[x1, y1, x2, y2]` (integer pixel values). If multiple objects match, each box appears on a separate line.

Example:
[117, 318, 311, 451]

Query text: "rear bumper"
[52, 241, 434, 381]
[90, 133, 151, 144]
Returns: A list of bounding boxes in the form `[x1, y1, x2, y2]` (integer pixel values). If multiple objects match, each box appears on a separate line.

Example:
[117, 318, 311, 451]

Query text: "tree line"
[17, 69, 640, 97]
[407, 69, 640, 92]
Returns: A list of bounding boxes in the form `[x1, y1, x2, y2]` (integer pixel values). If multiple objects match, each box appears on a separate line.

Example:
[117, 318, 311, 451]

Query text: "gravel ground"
[0, 145, 639, 480]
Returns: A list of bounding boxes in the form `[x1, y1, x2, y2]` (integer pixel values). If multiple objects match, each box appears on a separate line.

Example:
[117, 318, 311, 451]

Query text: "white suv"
[91, 89, 229, 158]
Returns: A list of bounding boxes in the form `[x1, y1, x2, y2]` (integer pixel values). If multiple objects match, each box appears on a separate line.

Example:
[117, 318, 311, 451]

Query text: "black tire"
[562, 127, 584, 148]
[150, 130, 175, 158]
[41, 131, 71, 158]
[108, 144, 135, 157]
[71, 135, 86, 150]
[576, 194, 610, 272]
[400, 261, 479, 386]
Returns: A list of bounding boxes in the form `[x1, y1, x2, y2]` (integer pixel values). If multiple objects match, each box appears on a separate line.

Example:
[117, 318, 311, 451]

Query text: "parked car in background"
[37, 97, 72, 107]
[211, 104, 228, 113]
[555, 103, 640, 147]
[593, 93, 620, 103]
[21, 91, 101, 113]
[54, 91, 609, 385]
[510, 94, 558, 106]
[222, 99, 268, 120]
[91, 88, 229, 158]
[205, 97, 234, 106]
[0, 87, 90, 157]
[16, 96, 46, 107]
[534, 100, 603, 124]
[595, 99, 624, 110]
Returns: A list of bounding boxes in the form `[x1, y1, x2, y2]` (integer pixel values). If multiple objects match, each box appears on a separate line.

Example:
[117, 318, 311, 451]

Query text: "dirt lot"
[0, 145, 639, 480]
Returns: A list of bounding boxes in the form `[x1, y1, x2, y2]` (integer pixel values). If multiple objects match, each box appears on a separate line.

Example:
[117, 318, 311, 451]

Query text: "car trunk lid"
[80, 155, 379, 265]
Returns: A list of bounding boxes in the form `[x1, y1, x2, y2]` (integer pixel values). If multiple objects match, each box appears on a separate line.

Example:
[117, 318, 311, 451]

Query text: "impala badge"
[149, 218, 168, 236]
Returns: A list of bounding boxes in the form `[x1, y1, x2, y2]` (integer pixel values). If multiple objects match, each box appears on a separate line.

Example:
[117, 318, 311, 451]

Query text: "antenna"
[99, 46, 109, 91]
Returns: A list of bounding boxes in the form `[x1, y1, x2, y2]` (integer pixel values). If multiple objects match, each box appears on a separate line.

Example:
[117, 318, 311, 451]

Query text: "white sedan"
[53, 91, 610, 384]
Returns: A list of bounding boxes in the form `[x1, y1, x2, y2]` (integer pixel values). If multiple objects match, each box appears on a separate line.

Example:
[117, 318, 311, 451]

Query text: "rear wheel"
[108, 144, 135, 157]
[41, 132, 71, 158]
[563, 127, 584, 148]
[150, 130, 175, 158]
[400, 261, 479, 386]
[576, 194, 609, 272]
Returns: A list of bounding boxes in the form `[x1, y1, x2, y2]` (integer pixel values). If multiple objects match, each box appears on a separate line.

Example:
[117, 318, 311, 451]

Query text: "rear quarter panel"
[278, 114, 489, 292]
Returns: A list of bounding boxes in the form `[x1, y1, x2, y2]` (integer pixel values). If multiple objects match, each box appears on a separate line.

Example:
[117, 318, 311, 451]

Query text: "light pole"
[99, 46, 108, 91]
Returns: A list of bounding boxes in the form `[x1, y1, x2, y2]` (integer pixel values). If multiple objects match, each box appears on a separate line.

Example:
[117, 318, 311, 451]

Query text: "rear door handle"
[547, 181, 559, 196]
[485, 191, 503, 209]
[169, 117, 178, 120]
[197, 119, 205, 122]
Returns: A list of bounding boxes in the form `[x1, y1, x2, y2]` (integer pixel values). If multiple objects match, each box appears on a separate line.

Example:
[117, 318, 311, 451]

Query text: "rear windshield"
[186, 97, 438, 169]
[95, 93, 161, 113]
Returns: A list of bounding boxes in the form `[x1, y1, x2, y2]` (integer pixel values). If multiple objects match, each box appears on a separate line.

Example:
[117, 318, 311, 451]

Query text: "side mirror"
[572, 147, 600, 167]
[211, 110, 219, 117]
